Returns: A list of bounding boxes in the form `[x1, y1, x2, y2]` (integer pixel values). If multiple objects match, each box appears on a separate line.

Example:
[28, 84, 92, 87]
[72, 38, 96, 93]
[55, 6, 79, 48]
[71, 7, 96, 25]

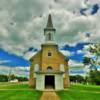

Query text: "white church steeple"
[44, 14, 56, 44]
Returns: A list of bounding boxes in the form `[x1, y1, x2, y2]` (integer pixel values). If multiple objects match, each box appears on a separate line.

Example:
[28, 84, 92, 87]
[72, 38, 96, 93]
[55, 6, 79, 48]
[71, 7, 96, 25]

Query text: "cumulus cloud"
[24, 51, 37, 60]
[60, 50, 71, 56]
[0, 0, 100, 55]
[0, 66, 29, 77]
[68, 60, 84, 67]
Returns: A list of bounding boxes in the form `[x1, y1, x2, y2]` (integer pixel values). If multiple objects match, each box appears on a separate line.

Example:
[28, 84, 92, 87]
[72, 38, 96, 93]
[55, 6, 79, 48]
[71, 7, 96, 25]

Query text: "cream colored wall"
[29, 51, 42, 87]
[36, 74, 45, 90]
[55, 74, 63, 90]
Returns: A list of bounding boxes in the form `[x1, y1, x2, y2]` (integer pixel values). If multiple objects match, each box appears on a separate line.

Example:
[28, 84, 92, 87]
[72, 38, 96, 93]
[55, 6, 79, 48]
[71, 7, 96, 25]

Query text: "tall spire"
[44, 14, 56, 44]
[46, 14, 53, 28]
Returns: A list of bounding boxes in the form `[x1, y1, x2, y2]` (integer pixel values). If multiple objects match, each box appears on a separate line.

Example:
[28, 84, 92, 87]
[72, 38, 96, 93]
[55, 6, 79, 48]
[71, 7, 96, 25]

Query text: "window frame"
[48, 52, 52, 56]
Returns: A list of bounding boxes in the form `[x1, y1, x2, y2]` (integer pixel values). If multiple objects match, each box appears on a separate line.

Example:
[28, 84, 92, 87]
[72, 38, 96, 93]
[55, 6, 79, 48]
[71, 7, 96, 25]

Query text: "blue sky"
[80, 3, 99, 15]
[0, 42, 93, 67]
[0, 48, 30, 67]
[0, 42, 99, 76]
[60, 43, 90, 62]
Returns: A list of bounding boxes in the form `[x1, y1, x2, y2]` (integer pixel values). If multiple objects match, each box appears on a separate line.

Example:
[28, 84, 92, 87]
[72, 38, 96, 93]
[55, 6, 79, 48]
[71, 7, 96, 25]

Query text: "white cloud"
[69, 60, 84, 67]
[0, 66, 29, 77]
[77, 50, 83, 54]
[0, 0, 100, 56]
[24, 51, 37, 60]
[60, 50, 71, 56]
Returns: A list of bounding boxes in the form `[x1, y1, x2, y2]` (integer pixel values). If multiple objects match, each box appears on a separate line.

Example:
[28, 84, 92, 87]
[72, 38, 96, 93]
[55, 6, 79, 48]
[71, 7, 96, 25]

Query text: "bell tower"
[44, 14, 56, 44]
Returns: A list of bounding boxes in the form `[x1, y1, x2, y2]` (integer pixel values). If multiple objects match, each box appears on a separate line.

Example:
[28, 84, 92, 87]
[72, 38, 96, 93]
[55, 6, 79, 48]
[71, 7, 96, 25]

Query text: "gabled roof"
[29, 50, 42, 61]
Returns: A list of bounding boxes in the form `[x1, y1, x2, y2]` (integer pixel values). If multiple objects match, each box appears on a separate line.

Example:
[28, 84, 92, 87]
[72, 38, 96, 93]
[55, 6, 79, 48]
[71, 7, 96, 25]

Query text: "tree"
[0, 75, 8, 82]
[16, 76, 28, 82]
[70, 75, 85, 83]
[83, 43, 100, 71]
[88, 70, 100, 85]
[89, 44, 100, 64]
[0, 74, 28, 82]
[83, 57, 97, 70]
[83, 57, 91, 65]
[83, 44, 100, 85]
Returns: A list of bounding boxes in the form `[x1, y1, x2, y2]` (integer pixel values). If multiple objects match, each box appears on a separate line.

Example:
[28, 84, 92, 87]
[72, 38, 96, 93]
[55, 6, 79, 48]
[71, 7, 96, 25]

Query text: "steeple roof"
[46, 14, 53, 28]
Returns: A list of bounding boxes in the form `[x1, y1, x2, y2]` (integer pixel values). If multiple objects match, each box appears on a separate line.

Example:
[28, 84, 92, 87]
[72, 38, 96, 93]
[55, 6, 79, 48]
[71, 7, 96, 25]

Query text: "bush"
[16, 77, 28, 82]
[70, 75, 85, 83]
[0, 74, 28, 82]
[0, 75, 8, 82]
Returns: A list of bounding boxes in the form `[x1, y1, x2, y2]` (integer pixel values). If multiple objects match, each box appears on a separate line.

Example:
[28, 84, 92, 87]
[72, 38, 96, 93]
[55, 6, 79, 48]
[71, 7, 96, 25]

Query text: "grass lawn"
[0, 82, 100, 100]
[0, 82, 42, 100]
[57, 84, 100, 100]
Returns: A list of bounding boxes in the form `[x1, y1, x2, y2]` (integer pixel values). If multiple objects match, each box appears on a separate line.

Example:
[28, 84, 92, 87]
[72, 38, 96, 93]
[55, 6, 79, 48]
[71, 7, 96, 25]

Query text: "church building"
[29, 14, 70, 90]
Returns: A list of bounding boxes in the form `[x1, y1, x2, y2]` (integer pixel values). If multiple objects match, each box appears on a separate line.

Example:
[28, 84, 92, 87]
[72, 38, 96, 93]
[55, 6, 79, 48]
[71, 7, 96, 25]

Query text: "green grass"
[0, 83, 29, 89]
[0, 82, 100, 100]
[0, 90, 42, 100]
[57, 84, 100, 100]
[0, 82, 42, 100]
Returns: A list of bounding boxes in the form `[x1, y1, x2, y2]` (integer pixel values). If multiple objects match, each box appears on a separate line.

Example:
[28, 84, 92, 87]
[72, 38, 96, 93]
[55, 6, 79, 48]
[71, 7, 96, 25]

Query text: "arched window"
[47, 66, 53, 72]
[60, 64, 65, 72]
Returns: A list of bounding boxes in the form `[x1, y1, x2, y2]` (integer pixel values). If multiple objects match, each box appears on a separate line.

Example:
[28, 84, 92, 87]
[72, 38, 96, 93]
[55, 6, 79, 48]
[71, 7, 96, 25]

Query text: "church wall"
[36, 74, 45, 90]
[55, 74, 63, 90]
[29, 63, 34, 88]
[41, 45, 68, 72]
[29, 52, 42, 88]
[30, 51, 42, 67]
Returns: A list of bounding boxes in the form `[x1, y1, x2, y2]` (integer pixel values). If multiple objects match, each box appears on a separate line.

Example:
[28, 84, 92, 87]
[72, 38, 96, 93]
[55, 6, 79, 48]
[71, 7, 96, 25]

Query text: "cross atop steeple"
[46, 14, 53, 28]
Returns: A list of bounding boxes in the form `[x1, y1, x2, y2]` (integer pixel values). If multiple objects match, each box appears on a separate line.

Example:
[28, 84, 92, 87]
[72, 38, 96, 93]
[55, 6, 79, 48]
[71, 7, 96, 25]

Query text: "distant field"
[0, 82, 29, 89]
[57, 84, 100, 100]
[0, 82, 42, 100]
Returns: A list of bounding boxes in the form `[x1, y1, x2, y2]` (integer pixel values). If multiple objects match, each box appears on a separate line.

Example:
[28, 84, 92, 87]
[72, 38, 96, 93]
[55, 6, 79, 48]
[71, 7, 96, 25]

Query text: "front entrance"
[45, 75, 55, 89]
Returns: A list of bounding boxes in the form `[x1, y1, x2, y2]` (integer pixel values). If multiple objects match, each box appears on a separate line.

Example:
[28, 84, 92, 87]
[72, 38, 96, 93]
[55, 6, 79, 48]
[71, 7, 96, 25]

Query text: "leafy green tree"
[83, 57, 91, 65]
[83, 57, 97, 70]
[89, 44, 100, 64]
[88, 70, 100, 85]
[0, 75, 8, 82]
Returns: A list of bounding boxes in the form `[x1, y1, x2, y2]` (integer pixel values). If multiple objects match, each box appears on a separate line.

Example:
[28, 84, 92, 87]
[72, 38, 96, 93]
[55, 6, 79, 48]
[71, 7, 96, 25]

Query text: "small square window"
[48, 52, 52, 56]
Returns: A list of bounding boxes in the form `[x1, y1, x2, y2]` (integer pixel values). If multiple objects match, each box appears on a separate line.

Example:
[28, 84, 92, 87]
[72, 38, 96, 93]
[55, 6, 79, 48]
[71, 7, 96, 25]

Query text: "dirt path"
[40, 91, 60, 100]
